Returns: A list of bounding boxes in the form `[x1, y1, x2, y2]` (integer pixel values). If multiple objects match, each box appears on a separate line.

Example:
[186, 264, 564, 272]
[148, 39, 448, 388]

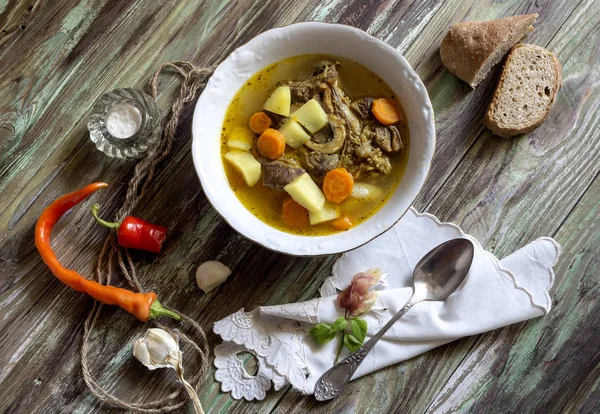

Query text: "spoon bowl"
[413, 238, 475, 301]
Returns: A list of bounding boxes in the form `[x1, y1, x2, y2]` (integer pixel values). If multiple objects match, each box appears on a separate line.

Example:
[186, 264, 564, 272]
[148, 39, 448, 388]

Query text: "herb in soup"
[221, 55, 409, 236]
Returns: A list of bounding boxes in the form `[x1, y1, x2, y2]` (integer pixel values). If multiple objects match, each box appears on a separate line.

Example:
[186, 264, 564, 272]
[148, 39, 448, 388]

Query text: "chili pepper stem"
[149, 299, 181, 321]
[90, 203, 121, 229]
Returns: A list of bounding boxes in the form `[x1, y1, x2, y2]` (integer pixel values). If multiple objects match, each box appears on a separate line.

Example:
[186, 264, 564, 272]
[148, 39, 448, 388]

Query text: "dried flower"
[311, 269, 387, 363]
[337, 268, 385, 316]
[133, 328, 205, 414]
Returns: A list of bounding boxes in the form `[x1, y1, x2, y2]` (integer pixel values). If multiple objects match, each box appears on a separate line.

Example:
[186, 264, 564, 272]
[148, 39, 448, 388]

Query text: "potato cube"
[284, 173, 325, 213]
[291, 99, 328, 133]
[279, 119, 311, 148]
[263, 86, 291, 116]
[227, 126, 254, 151]
[309, 202, 341, 225]
[224, 151, 261, 186]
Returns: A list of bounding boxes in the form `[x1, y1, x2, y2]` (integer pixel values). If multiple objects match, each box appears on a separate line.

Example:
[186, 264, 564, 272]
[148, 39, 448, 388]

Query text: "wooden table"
[1, 0, 599, 412]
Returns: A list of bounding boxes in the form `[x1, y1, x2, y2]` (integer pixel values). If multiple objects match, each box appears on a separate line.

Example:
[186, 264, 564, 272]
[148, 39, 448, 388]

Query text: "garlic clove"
[147, 329, 178, 356]
[146, 339, 171, 365]
[133, 339, 153, 366]
[196, 261, 231, 293]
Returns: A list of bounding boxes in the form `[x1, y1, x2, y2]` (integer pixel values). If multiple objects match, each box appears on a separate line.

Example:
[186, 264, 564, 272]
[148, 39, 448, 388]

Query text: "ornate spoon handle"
[314, 299, 417, 401]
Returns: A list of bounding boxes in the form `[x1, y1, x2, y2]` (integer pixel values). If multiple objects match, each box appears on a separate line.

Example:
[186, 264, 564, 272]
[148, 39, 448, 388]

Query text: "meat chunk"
[342, 123, 392, 177]
[311, 123, 333, 144]
[280, 61, 339, 105]
[283, 81, 315, 104]
[331, 83, 362, 135]
[319, 83, 334, 114]
[311, 61, 338, 84]
[302, 151, 340, 184]
[350, 98, 374, 120]
[260, 159, 305, 191]
[374, 125, 403, 153]
[265, 111, 287, 129]
[352, 143, 392, 176]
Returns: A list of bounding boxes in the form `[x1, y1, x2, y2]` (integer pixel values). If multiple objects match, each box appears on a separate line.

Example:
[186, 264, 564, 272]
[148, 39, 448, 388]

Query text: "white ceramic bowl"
[192, 22, 435, 256]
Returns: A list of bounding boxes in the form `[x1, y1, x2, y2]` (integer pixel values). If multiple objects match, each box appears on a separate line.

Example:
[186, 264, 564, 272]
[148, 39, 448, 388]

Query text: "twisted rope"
[81, 61, 215, 412]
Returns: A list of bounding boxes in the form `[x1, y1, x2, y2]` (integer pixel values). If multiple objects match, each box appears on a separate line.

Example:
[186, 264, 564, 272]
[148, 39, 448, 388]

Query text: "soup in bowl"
[192, 23, 435, 255]
[222, 55, 409, 235]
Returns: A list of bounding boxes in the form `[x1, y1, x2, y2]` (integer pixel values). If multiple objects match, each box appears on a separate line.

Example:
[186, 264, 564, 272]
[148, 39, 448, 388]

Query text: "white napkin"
[213, 208, 560, 400]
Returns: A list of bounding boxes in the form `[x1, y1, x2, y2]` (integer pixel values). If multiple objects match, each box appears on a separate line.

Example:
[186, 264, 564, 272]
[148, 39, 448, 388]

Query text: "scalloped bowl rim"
[192, 22, 435, 256]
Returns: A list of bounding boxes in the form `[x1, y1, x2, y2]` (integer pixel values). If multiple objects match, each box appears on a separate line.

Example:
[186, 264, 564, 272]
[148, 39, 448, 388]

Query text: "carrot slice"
[372, 98, 402, 126]
[282, 198, 310, 228]
[323, 168, 354, 203]
[249, 112, 272, 134]
[332, 215, 353, 231]
[257, 128, 286, 159]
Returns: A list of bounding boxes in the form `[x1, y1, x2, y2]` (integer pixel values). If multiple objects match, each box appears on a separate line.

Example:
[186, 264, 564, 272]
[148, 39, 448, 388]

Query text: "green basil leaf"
[332, 317, 347, 332]
[343, 334, 363, 352]
[350, 318, 368, 342]
[309, 323, 336, 344]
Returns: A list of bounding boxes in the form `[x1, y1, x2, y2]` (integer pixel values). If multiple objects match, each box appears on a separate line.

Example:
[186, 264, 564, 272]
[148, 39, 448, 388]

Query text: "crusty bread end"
[441, 14, 538, 88]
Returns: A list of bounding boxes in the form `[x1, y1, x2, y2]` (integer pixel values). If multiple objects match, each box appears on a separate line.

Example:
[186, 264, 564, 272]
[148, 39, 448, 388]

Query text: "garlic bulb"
[133, 328, 204, 414]
[196, 261, 231, 293]
[133, 328, 181, 370]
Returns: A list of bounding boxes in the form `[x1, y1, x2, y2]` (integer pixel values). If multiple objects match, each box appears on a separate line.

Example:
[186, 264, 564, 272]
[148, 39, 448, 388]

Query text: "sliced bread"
[440, 14, 538, 88]
[484, 44, 562, 137]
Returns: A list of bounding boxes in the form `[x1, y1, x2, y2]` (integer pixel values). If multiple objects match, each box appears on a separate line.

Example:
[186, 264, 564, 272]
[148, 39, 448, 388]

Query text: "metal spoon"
[314, 238, 475, 401]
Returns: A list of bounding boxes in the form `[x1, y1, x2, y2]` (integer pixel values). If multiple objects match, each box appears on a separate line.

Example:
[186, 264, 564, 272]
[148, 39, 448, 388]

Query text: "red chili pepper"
[91, 204, 168, 253]
[35, 182, 179, 322]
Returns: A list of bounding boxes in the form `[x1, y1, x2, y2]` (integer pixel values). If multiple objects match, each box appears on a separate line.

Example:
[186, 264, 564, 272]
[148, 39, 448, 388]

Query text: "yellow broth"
[221, 54, 409, 236]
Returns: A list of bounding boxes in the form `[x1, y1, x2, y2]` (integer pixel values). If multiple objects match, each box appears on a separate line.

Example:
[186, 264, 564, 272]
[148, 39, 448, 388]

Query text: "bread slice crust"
[484, 44, 562, 137]
[441, 14, 538, 88]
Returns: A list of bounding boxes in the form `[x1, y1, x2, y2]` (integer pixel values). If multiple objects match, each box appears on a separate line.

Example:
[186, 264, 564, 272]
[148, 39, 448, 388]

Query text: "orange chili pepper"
[35, 182, 180, 322]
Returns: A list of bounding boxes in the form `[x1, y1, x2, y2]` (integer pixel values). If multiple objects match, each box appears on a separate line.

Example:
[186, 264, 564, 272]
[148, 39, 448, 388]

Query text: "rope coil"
[81, 61, 216, 412]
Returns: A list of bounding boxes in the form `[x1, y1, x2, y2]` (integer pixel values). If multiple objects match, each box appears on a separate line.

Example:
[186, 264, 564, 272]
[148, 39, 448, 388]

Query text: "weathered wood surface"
[0, 0, 598, 413]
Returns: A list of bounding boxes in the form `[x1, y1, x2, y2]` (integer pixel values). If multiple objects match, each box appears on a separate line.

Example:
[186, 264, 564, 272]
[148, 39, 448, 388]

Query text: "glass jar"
[88, 88, 162, 159]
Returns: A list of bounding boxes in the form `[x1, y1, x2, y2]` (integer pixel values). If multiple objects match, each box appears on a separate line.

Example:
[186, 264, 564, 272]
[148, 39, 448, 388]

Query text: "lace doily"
[214, 342, 285, 400]
[213, 301, 320, 397]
